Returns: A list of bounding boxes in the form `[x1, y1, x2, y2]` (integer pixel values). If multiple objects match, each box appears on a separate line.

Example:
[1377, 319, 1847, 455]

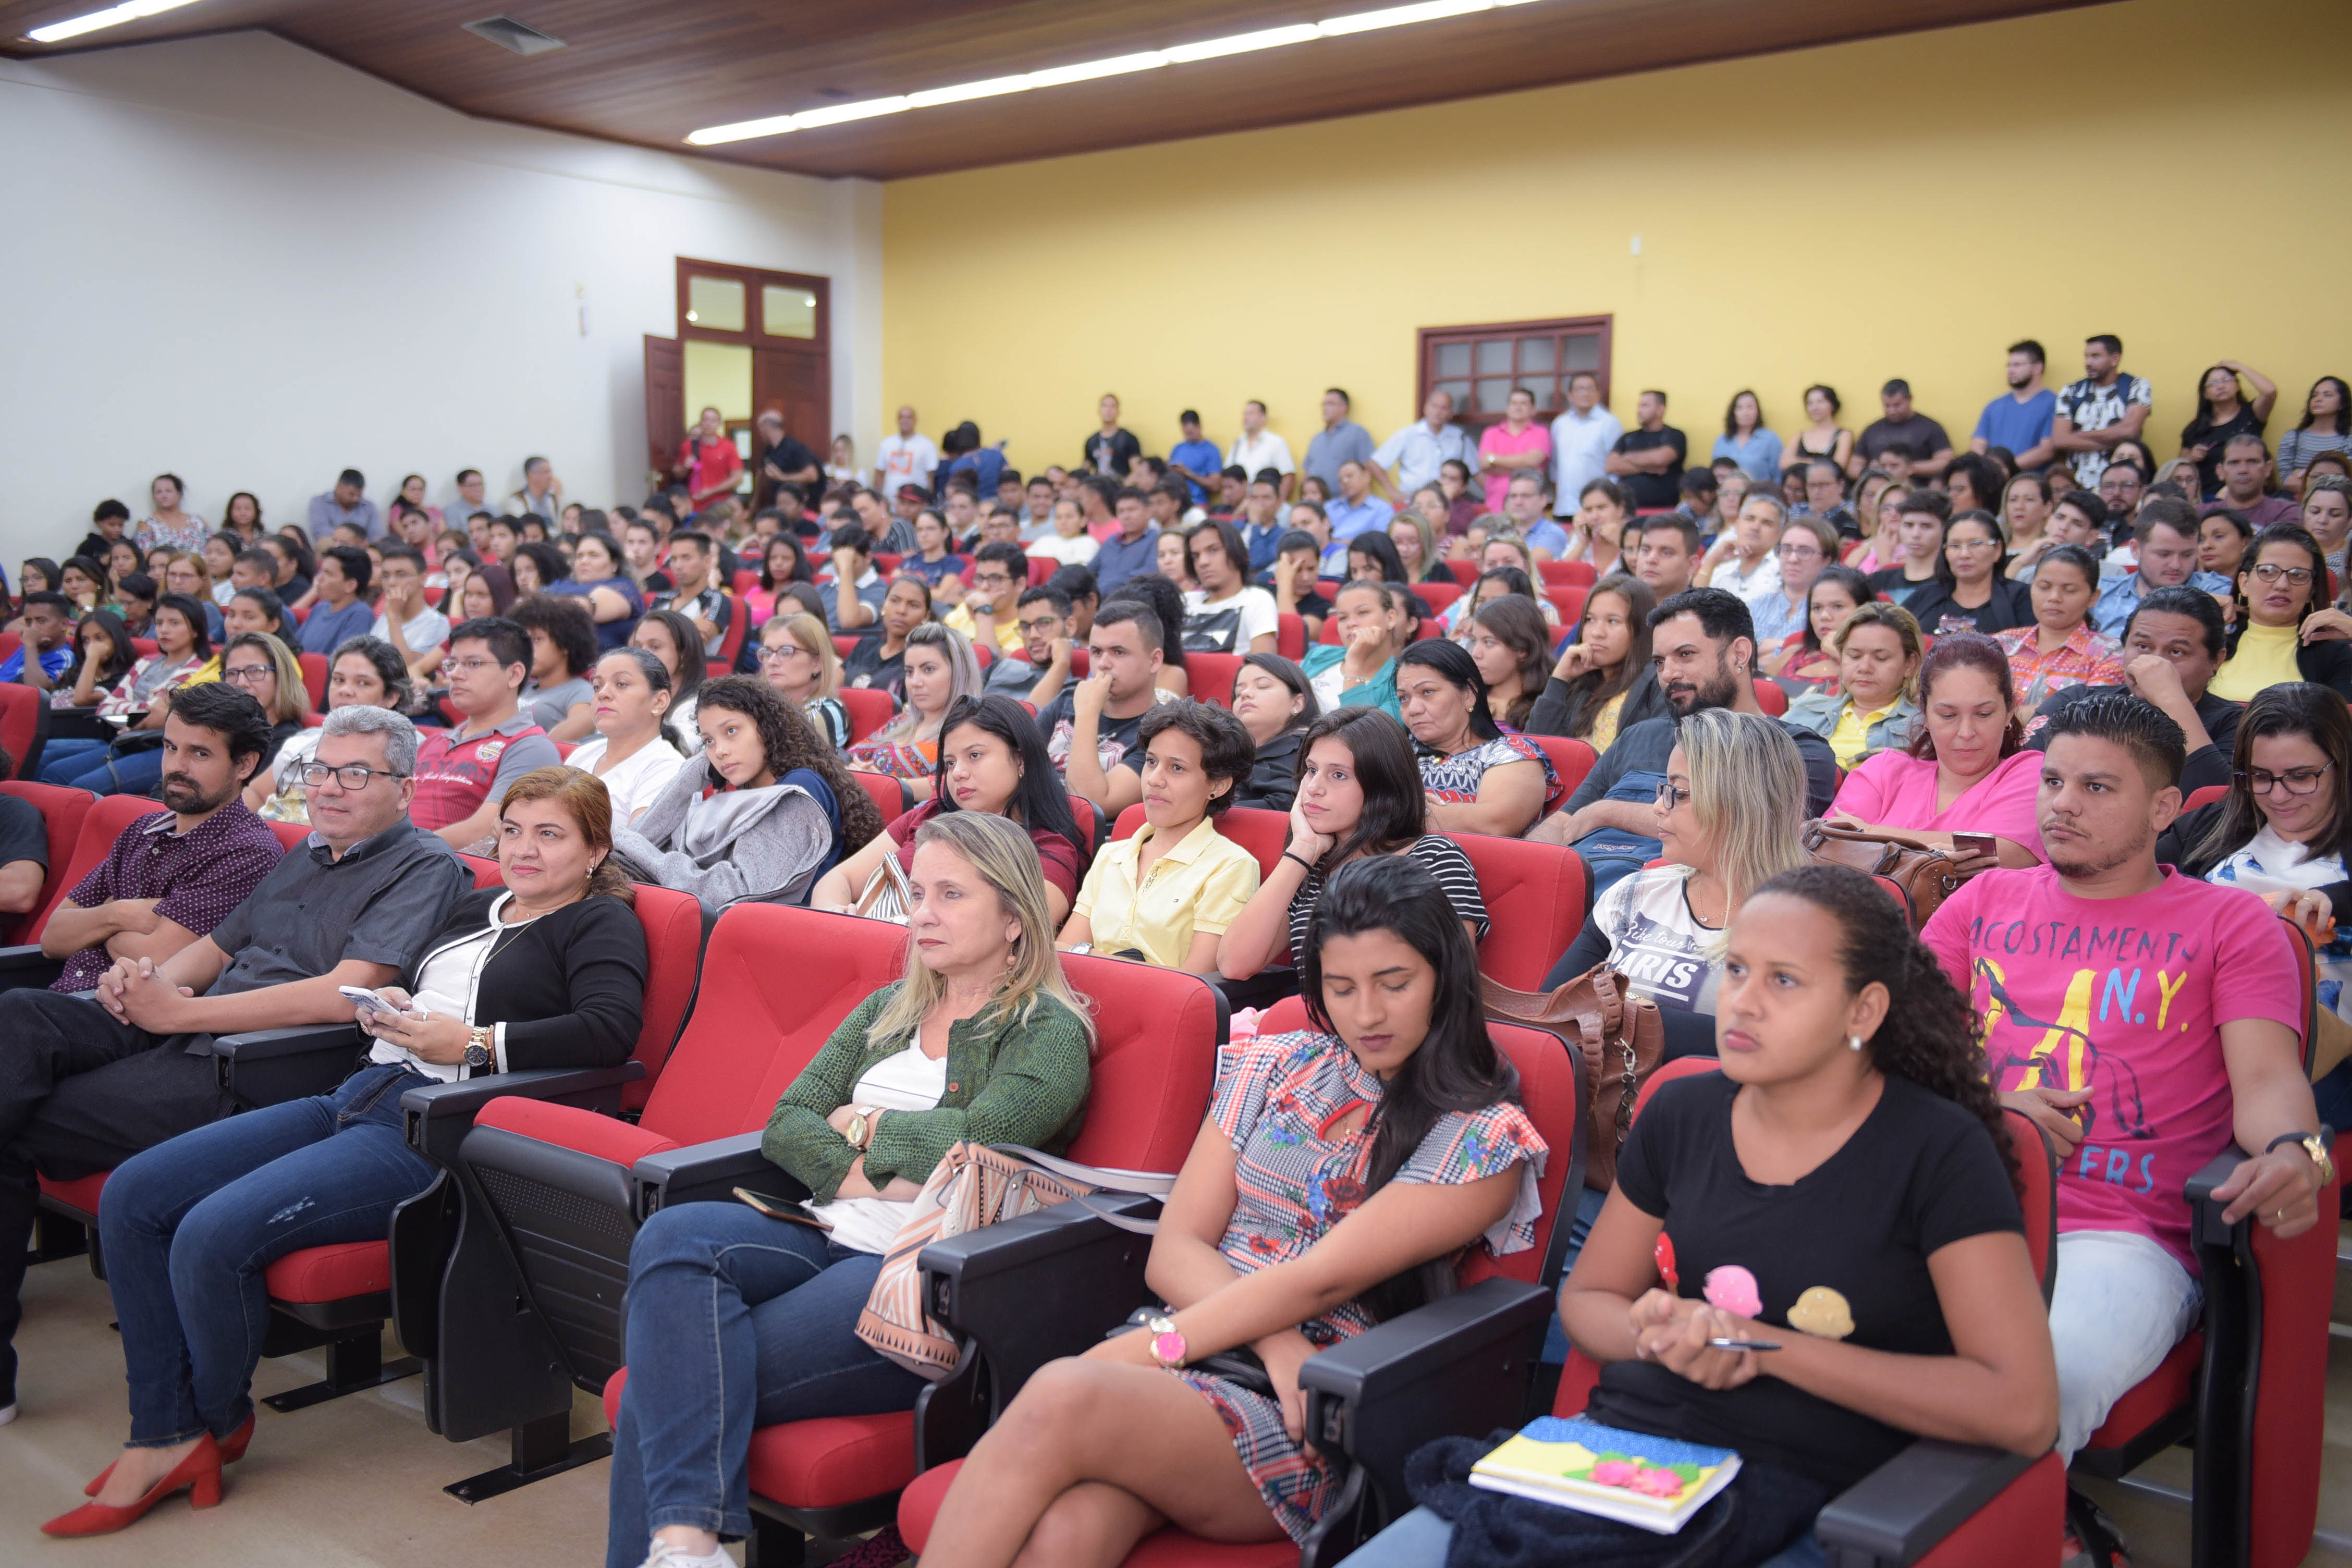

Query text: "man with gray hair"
[0, 701, 467, 1423]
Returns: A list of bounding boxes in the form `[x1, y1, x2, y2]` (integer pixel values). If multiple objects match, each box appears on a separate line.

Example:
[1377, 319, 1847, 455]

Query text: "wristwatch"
[463, 1026, 494, 1072]
[2267, 1126, 2336, 1187]
[1144, 1313, 1187, 1370]
[844, 1105, 880, 1149]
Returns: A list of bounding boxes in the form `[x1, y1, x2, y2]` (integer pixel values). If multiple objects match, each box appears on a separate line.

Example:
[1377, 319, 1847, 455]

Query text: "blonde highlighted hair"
[770, 612, 842, 700]
[1829, 600, 1925, 702]
[877, 621, 982, 746]
[497, 765, 634, 906]
[867, 812, 1093, 1052]
[1675, 707, 1808, 909]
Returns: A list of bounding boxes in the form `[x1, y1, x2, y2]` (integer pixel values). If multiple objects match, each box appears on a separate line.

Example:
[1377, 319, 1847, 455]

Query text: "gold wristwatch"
[462, 1026, 494, 1072]
[844, 1105, 880, 1149]
[2271, 1127, 2337, 1187]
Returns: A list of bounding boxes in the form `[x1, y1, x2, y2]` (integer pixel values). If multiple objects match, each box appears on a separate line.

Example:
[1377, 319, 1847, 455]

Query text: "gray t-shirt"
[521, 675, 593, 733]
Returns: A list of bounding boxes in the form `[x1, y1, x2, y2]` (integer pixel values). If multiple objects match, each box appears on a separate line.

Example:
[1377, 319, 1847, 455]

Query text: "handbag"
[1478, 965, 1664, 1192]
[854, 1141, 1175, 1380]
[849, 851, 913, 924]
[1799, 818, 1970, 927]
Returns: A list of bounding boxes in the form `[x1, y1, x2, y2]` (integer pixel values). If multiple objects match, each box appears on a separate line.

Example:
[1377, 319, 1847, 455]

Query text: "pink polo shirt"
[1476, 422, 1552, 513]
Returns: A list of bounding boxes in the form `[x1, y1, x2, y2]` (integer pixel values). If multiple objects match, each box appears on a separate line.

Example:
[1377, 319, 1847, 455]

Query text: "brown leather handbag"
[1479, 965, 1664, 1192]
[1799, 819, 1972, 927]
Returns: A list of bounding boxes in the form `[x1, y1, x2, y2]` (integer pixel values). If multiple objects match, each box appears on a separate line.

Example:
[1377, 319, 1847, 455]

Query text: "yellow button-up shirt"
[1071, 815, 1261, 970]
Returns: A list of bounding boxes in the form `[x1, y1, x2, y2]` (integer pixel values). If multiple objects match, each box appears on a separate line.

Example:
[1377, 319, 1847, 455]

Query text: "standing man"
[1973, 340, 2059, 471]
[1092, 488, 1161, 594]
[1226, 400, 1295, 500]
[1370, 389, 1477, 504]
[874, 405, 938, 501]
[1302, 388, 1374, 497]
[1324, 460, 1396, 548]
[297, 547, 378, 657]
[308, 470, 382, 542]
[505, 456, 564, 522]
[1084, 395, 1142, 479]
[410, 618, 562, 850]
[1605, 390, 1688, 513]
[2052, 335, 2153, 491]
[749, 410, 819, 513]
[1167, 410, 1223, 505]
[1550, 371, 1624, 522]
[1857, 380, 1955, 477]
[1477, 387, 1552, 514]
[678, 406, 745, 510]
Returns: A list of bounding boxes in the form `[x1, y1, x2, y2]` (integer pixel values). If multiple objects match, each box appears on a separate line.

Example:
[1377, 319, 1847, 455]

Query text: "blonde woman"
[1540, 707, 1808, 1057]
[848, 621, 981, 799]
[607, 811, 1093, 1568]
[1783, 601, 1925, 766]
[1386, 510, 1449, 586]
[756, 610, 851, 750]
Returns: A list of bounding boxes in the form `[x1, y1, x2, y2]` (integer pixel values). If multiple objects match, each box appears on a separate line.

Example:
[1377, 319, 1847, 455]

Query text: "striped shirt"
[1285, 835, 1488, 961]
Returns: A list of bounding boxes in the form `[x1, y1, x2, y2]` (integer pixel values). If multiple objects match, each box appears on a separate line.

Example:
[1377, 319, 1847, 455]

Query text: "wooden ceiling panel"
[2, 0, 2098, 179]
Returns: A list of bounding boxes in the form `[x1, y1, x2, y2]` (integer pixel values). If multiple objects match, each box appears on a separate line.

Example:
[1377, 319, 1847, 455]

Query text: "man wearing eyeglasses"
[0, 701, 466, 1424]
[411, 617, 562, 851]
[942, 542, 1031, 658]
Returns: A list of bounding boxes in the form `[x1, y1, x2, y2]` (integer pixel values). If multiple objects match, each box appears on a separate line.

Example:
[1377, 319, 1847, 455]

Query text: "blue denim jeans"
[41, 738, 164, 796]
[604, 1200, 926, 1567]
[1340, 1504, 1828, 1568]
[35, 737, 112, 785]
[96, 1062, 436, 1446]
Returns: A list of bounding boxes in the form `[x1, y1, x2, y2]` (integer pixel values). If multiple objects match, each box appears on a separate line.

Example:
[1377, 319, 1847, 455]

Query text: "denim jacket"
[1783, 687, 1920, 761]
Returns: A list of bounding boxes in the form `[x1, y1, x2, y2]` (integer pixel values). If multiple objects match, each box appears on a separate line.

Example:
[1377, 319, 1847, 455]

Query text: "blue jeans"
[605, 1201, 926, 1567]
[1341, 1505, 1828, 1568]
[96, 1063, 436, 1446]
[41, 738, 164, 795]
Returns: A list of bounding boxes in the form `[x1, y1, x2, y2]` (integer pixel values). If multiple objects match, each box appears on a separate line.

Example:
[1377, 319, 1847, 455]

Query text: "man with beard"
[1533, 589, 1840, 866]
[1971, 339, 2058, 472]
[1922, 691, 2324, 1558]
[0, 700, 466, 1424]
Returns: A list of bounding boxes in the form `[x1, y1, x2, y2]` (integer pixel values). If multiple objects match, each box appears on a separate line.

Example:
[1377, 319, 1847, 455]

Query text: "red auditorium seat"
[897, 1000, 1586, 1566]
[839, 687, 895, 745]
[1185, 651, 1242, 708]
[848, 767, 912, 820]
[298, 651, 329, 710]
[1545, 586, 1587, 627]
[1416, 580, 1462, 611]
[1441, 830, 1590, 990]
[1113, 804, 1289, 882]
[874, 553, 901, 574]
[1525, 735, 1596, 804]
[1751, 678, 1788, 716]
[0, 782, 101, 951]
[1276, 614, 1305, 659]
[2183, 782, 2227, 812]
[1066, 793, 1108, 861]
[1538, 559, 1597, 589]
[833, 634, 859, 660]
[0, 682, 52, 781]
[1445, 558, 1479, 587]
[1027, 557, 1058, 588]
[732, 568, 762, 595]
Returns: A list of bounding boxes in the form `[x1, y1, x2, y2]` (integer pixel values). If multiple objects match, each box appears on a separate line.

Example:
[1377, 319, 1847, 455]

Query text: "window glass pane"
[1518, 337, 1555, 376]
[1563, 334, 1601, 371]
[1435, 341, 1472, 378]
[1475, 339, 1513, 376]
[682, 340, 753, 423]
[1535, 378, 1564, 412]
[762, 284, 816, 339]
[1435, 378, 1473, 411]
[1473, 377, 1513, 414]
[686, 275, 746, 332]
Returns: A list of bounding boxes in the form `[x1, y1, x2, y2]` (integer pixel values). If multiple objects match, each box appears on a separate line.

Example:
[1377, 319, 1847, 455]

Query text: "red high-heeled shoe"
[84, 1415, 253, 1496]
[42, 1432, 225, 1537]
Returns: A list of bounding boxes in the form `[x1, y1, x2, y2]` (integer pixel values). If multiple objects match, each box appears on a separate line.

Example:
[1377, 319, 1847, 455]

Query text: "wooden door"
[643, 335, 684, 486]
[755, 348, 828, 457]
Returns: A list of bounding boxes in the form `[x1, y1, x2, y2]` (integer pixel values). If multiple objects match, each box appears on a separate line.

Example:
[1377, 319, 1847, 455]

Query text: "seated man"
[817, 530, 887, 635]
[981, 584, 1070, 697]
[1923, 692, 2326, 1468]
[942, 541, 1029, 658]
[2091, 498, 2232, 638]
[4, 593, 75, 692]
[411, 617, 561, 851]
[370, 543, 450, 683]
[1024, 599, 1176, 816]
[653, 529, 732, 660]
[2027, 585, 2239, 794]
[296, 546, 377, 654]
[1628, 513, 1700, 601]
[0, 704, 468, 1423]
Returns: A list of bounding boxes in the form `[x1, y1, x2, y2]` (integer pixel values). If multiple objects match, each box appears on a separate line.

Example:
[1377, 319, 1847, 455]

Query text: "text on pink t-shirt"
[1831, 748, 2044, 859]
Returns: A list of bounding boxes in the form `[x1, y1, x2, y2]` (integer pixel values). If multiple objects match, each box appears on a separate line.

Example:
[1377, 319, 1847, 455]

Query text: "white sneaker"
[0, 1402, 16, 1427]
[635, 1540, 730, 1568]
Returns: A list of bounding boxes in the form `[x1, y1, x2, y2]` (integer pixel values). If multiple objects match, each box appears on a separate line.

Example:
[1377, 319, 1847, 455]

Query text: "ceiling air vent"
[462, 15, 568, 55]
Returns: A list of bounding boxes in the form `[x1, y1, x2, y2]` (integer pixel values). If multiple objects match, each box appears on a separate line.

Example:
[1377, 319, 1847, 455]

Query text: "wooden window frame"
[1416, 314, 1613, 432]
[676, 256, 829, 352]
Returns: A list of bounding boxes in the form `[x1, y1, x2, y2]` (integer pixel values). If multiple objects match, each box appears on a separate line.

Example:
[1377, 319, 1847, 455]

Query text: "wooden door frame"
[675, 256, 830, 425]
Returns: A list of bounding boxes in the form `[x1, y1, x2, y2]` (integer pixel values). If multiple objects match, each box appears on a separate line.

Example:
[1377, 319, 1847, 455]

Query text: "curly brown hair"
[694, 675, 885, 852]
[1750, 863, 2022, 1195]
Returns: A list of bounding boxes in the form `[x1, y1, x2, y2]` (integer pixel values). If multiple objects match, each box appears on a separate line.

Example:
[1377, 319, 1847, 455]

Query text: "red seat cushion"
[902, 1462, 1293, 1565]
[2082, 1332, 2201, 1450]
[36, 1170, 108, 1218]
[264, 1241, 388, 1301]
[473, 1096, 681, 1167]
[606, 1370, 917, 1511]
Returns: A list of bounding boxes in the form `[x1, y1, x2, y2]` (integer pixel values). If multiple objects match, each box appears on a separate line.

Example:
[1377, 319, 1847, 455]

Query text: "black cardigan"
[1526, 666, 1670, 742]
[1232, 728, 1303, 812]
[405, 888, 648, 1071]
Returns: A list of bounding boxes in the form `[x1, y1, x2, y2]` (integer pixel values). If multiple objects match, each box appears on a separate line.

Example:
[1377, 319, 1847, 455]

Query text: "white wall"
[0, 31, 883, 560]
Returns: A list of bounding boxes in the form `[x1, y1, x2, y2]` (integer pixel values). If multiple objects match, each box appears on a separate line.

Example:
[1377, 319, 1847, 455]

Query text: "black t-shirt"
[1898, 578, 2033, 636]
[1037, 689, 1155, 778]
[1585, 1072, 2022, 1492]
[0, 793, 50, 875]
[1858, 413, 1953, 463]
[1083, 427, 1143, 477]
[1611, 426, 1688, 511]
[840, 635, 905, 702]
[2180, 406, 2265, 498]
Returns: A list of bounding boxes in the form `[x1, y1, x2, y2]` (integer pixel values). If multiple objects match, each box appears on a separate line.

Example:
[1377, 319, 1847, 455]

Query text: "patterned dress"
[846, 732, 936, 783]
[1178, 1030, 1547, 1542]
[1992, 621, 2125, 706]
[1416, 732, 1566, 817]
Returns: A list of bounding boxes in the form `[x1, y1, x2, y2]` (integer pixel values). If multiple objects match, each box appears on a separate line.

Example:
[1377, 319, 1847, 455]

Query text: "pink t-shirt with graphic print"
[1922, 865, 2304, 1272]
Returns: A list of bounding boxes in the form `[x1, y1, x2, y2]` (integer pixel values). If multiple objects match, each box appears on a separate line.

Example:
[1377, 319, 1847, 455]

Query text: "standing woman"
[219, 492, 265, 546]
[1396, 639, 1561, 837]
[549, 532, 645, 651]
[1993, 543, 2123, 704]
[2280, 376, 2352, 497]
[1526, 574, 1664, 746]
[1564, 479, 1633, 578]
[2180, 360, 2278, 499]
[630, 608, 707, 752]
[1788, 384, 1854, 476]
[1228, 653, 1319, 812]
[1714, 389, 1784, 483]
[568, 647, 688, 826]
[1784, 601, 1926, 767]
[1902, 510, 2032, 636]
[847, 622, 980, 799]
[134, 473, 207, 555]
[755, 611, 852, 751]
[1466, 595, 1551, 731]
[1761, 563, 1872, 688]
[2211, 522, 2352, 701]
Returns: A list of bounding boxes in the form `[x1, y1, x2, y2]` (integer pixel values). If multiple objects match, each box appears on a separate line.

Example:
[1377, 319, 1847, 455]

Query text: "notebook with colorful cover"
[1468, 1416, 1742, 1534]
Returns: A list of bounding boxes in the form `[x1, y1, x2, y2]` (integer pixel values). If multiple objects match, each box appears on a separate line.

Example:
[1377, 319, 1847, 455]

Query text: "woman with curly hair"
[613, 676, 884, 914]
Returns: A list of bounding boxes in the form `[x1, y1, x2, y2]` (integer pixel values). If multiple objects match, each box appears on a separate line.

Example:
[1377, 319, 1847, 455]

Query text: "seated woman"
[1345, 529, 1412, 586]
[511, 593, 601, 742]
[56, 766, 643, 1537]
[746, 534, 815, 626]
[546, 531, 644, 651]
[1351, 865, 2054, 1568]
[1227, 653, 1319, 812]
[1784, 601, 1925, 767]
[1544, 708, 1807, 1060]
[569, 647, 688, 826]
[1901, 509, 2032, 637]
[1301, 579, 1408, 718]
[606, 813, 1092, 1568]
[1387, 510, 1454, 586]
[216, 632, 310, 764]
[160, 553, 226, 640]
[899, 507, 969, 590]
[1217, 707, 1489, 989]
[1396, 639, 1561, 838]
[846, 622, 981, 798]
[1761, 564, 1873, 689]
[1829, 632, 2046, 867]
[1991, 542, 2122, 705]
[49, 608, 138, 712]
[841, 574, 934, 702]
[1565, 477, 1633, 578]
[246, 635, 408, 822]
[222, 585, 290, 649]
[756, 610, 852, 750]
[918, 855, 1546, 1563]
[1442, 563, 1559, 636]
[813, 694, 1088, 926]
[629, 608, 707, 752]
[616, 676, 884, 914]
[37, 592, 216, 793]
[1526, 574, 1664, 749]
[1063, 701, 1260, 972]
[2212, 522, 2352, 701]
[59, 555, 107, 615]
[1466, 594, 1551, 731]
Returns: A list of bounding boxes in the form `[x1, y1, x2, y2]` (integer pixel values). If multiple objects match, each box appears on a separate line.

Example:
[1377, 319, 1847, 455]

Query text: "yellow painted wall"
[682, 339, 752, 426]
[883, 0, 2350, 480]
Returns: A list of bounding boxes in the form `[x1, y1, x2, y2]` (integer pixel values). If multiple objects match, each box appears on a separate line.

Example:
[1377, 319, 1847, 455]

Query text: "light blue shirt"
[2091, 569, 2232, 639]
[1093, 527, 1161, 593]
[1371, 420, 1477, 496]
[1168, 438, 1223, 503]
[1751, 586, 1807, 646]
[1324, 493, 1395, 544]
[1523, 518, 1571, 559]
[1711, 429, 1785, 484]
[307, 493, 385, 542]
[1550, 405, 1625, 510]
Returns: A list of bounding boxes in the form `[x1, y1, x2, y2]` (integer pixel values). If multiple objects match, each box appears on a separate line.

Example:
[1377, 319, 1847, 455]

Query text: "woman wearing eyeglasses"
[755, 611, 852, 751]
[2210, 522, 2352, 702]
[216, 633, 310, 759]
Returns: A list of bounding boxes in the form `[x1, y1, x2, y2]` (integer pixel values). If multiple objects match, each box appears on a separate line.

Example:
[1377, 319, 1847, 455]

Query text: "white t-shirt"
[1594, 865, 1727, 1016]
[802, 1042, 950, 1254]
[1706, 554, 1781, 606]
[1027, 532, 1100, 567]
[566, 733, 688, 825]
[1181, 586, 1279, 653]
[1227, 430, 1295, 478]
[370, 891, 543, 1083]
[373, 606, 452, 655]
[875, 432, 940, 496]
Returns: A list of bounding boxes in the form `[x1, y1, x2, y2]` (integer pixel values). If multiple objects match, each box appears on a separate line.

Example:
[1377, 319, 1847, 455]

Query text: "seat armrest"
[1814, 1441, 2037, 1564]
[631, 1131, 805, 1220]
[400, 1063, 647, 1166]
[917, 1197, 1159, 1404]
[210, 1024, 364, 1107]
[0, 942, 65, 992]
[2187, 1145, 2251, 1251]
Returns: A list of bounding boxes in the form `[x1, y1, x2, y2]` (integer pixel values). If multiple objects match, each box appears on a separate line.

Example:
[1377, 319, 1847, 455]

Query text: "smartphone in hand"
[337, 984, 393, 1016]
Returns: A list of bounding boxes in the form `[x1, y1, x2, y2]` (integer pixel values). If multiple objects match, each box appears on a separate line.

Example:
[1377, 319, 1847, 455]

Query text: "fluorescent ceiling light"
[27, 0, 203, 44]
[687, 0, 1544, 147]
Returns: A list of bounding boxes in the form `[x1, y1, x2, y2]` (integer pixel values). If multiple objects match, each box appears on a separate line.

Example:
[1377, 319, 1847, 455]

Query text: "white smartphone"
[338, 984, 394, 1016]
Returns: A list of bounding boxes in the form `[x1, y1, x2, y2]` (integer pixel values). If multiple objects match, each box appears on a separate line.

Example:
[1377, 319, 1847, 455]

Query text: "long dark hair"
[2187, 682, 2352, 875]
[762, 534, 814, 590]
[1102, 574, 1187, 677]
[1468, 594, 1550, 729]
[1301, 855, 1521, 1317]
[695, 675, 885, 851]
[2226, 522, 2326, 654]
[930, 694, 1086, 864]
[1799, 565, 1874, 654]
[636, 608, 709, 708]
[64, 609, 136, 691]
[1238, 652, 1318, 735]
[1346, 529, 1410, 584]
[1397, 636, 1501, 744]
[1554, 573, 1656, 738]
[1295, 706, 1425, 867]
[1905, 632, 2022, 761]
[153, 592, 214, 659]
[2296, 376, 2350, 436]
[1747, 864, 2020, 1193]
[598, 645, 684, 753]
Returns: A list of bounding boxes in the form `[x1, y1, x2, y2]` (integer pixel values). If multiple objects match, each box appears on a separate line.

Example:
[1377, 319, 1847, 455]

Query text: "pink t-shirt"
[1476, 422, 1552, 513]
[1923, 866, 2305, 1271]
[1831, 748, 2045, 859]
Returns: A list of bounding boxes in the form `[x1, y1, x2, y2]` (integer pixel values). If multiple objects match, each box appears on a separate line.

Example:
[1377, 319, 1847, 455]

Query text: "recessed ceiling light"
[25, 0, 204, 45]
[687, 0, 1550, 146]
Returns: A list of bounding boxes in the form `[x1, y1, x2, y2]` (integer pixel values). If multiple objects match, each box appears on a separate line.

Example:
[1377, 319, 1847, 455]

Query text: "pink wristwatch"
[1145, 1314, 1187, 1369]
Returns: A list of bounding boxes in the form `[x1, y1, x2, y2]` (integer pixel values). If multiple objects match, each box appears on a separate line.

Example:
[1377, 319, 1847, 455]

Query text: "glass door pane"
[686, 275, 746, 332]
[761, 284, 816, 339]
